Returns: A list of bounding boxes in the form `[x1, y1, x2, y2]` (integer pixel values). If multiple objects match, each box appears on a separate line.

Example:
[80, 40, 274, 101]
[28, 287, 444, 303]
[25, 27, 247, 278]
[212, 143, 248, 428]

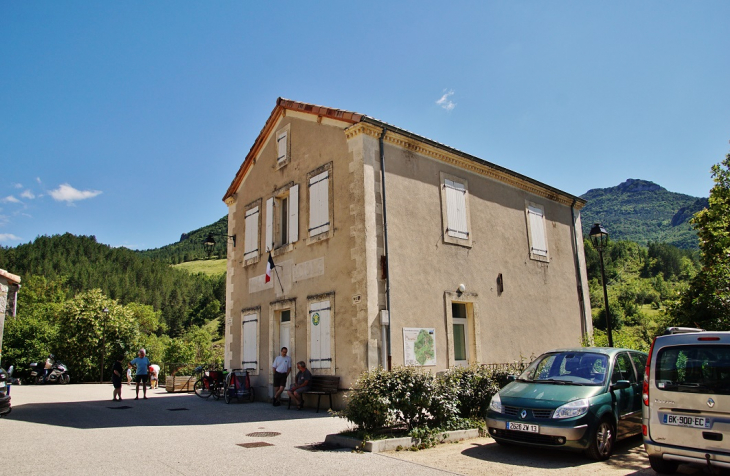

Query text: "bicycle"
[193, 367, 225, 400]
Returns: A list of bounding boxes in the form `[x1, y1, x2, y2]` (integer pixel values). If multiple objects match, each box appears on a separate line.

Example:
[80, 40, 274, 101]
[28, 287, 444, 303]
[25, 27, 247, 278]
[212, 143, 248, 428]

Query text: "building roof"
[223, 98, 586, 209]
[0, 269, 21, 285]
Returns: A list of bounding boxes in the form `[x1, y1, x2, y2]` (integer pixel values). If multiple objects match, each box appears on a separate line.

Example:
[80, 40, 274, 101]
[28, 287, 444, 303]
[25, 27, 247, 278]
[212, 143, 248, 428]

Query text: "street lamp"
[100, 307, 109, 383]
[589, 223, 613, 347]
[203, 232, 236, 259]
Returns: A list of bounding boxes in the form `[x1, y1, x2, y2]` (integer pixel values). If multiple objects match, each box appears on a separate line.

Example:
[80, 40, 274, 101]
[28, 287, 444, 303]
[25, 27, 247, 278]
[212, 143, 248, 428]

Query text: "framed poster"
[403, 328, 436, 366]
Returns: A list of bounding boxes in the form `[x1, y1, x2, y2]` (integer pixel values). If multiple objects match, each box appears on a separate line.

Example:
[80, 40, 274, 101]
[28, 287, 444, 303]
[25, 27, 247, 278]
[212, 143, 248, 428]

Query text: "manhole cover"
[167, 408, 189, 412]
[108, 406, 132, 410]
[246, 432, 281, 437]
[237, 442, 273, 448]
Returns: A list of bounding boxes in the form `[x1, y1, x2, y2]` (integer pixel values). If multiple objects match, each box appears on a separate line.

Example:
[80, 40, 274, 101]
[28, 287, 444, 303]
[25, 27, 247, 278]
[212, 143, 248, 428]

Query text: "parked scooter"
[30, 360, 70, 384]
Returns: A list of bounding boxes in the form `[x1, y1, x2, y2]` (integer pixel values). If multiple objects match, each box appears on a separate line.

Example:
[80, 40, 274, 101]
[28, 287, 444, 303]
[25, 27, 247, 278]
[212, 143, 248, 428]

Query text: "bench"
[288, 375, 340, 413]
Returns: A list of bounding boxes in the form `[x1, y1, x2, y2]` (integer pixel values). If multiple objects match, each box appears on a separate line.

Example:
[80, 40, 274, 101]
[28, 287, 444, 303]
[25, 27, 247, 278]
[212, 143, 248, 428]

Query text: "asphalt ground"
[1, 383, 707, 475]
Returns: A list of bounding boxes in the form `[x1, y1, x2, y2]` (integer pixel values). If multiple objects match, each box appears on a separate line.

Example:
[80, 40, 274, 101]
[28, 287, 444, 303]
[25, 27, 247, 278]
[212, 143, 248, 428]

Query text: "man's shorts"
[135, 374, 148, 384]
[290, 386, 311, 395]
[273, 371, 287, 388]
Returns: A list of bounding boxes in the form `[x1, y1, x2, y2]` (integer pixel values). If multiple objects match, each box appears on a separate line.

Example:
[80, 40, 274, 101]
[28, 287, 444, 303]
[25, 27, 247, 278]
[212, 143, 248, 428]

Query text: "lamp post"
[204, 232, 236, 259]
[100, 307, 109, 383]
[589, 223, 613, 347]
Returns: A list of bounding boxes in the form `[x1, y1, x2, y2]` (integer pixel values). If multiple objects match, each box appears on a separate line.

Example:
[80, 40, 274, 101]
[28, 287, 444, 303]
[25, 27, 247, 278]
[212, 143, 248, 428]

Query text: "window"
[308, 295, 334, 374]
[444, 292, 480, 368]
[526, 202, 548, 261]
[265, 184, 298, 253]
[440, 172, 471, 247]
[243, 203, 260, 263]
[275, 127, 290, 168]
[612, 352, 637, 384]
[452, 303, 469, 365]
[241, 311, 259, 374]
[307, 164, 333, 242]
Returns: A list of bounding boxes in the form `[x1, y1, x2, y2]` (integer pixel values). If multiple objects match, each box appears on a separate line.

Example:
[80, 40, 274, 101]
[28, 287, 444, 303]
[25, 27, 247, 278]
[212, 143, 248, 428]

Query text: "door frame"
[269, 298, 296, 398]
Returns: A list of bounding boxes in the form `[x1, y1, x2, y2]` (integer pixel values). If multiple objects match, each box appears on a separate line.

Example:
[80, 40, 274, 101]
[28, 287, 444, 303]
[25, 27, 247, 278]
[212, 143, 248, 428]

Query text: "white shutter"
[308, 171, 330, 236]
[528, 205, 547, 256]
[309, 300, 331, 369]
[277, 130, 287, 163]
[288, 184, 299, 243]
[445, 179, 468, 239]
[243, 207, 259, 260]
[265, 197, 274, 252]
[242, 313, 258, 370]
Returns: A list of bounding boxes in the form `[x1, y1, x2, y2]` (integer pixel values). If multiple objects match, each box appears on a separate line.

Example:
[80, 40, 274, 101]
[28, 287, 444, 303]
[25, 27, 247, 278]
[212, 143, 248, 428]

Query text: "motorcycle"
[0, 366, 13, 416]
[30, 360, 70, 384]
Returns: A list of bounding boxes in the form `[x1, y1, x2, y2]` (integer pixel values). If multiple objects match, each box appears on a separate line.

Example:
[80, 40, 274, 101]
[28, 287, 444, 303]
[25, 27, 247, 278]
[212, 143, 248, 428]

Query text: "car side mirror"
[506, 374, 517, 382]
[611, 380, 630, 391]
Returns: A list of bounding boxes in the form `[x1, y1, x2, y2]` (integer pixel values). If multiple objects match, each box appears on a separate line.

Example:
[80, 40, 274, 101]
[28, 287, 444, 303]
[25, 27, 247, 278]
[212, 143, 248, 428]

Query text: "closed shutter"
[243, 206, 259, 260]
[288, 185, 299, 243]
[309, 300, 331, 369]
[265, 197, 274, 252]
[445, 179, 468, 239]
[277, 130, 287, 163]
[528, 205, 547, 256]
[242, 313, 258, 370]
[308, 171, 330, 235]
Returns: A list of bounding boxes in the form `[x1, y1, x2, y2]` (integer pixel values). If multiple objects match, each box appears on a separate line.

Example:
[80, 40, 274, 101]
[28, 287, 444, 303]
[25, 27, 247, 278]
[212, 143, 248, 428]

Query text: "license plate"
[506, 422, 539, 433]
[662, 414, 711, 429]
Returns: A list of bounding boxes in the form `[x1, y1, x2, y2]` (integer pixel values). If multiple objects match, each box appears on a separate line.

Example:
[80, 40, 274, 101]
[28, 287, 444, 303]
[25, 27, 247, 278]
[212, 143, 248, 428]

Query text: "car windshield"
[656, 344, 730, 395]
[518, 352, 608, 386]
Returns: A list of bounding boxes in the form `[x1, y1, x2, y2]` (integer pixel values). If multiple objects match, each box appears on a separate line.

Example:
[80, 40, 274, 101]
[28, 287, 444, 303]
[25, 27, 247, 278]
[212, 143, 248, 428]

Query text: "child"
[126, 363, 133, 385]
[112, 356, 124, 401]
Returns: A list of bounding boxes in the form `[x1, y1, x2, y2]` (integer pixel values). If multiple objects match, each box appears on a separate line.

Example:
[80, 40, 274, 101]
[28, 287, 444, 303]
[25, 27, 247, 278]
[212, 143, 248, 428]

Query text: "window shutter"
[265, 197, 274, 252]
[308, 171, 330, 235]
[445, 179, 468, 239]
[288, 184, 299, 243]
[528, 205, 548, 256]
[309, 300, 331, 369]
[277, 130, 287, 163]
[244, 206, 259, 260]
[242, 313, 258, 370]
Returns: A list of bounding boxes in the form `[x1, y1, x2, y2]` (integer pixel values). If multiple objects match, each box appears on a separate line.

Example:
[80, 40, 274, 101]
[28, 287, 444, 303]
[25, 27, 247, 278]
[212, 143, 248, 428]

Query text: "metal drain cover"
[108, 406, 132, 410]
[167, 408, 189, 411]
[246, 432, 281, 437]
[237, 442, 273, 448]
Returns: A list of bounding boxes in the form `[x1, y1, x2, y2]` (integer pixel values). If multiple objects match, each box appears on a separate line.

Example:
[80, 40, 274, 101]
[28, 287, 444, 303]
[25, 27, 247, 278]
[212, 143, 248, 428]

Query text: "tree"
[669, 153, 730, 329]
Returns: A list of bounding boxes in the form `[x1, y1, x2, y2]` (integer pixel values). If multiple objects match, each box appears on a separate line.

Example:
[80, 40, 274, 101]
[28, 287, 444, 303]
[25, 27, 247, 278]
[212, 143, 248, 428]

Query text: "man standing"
[287, 361, 312, 410]
[271, 347, 291, 406]
[130, 349, 150, 400]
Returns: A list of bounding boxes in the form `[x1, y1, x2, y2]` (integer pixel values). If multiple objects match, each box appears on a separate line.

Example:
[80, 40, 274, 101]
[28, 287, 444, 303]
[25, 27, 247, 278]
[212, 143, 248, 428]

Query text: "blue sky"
[2, 2, 729, 250]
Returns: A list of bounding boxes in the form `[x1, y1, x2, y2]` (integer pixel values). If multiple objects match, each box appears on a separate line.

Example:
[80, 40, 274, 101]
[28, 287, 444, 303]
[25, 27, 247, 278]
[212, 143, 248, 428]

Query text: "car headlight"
[552, 398, 589, 419]
[488, 393, 502, 413]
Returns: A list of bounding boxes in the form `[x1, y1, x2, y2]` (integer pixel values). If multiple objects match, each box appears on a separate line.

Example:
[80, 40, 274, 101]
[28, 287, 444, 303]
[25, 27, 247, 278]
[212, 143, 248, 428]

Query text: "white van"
[643, 329, 730, 473]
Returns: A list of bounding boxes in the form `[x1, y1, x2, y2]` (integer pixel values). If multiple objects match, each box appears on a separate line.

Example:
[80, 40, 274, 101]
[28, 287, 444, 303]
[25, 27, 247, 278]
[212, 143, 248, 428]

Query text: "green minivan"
[486, 347, 647, 460]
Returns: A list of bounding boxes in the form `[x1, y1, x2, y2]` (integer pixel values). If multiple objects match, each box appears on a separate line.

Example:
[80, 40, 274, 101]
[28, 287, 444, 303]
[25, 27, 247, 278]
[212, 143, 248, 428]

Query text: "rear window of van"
[656, 345, 730, 395]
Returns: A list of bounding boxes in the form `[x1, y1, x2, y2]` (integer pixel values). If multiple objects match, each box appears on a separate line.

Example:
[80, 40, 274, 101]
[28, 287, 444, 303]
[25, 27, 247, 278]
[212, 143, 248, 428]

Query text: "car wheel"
[585, 418, 615, 461]
[649, 455, 679, 474]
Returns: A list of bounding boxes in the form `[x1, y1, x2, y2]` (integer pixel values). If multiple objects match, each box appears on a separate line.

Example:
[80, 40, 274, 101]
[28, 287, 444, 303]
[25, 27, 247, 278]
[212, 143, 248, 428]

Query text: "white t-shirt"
[149, 364, 160, 379]
[272, 355, 292, 374]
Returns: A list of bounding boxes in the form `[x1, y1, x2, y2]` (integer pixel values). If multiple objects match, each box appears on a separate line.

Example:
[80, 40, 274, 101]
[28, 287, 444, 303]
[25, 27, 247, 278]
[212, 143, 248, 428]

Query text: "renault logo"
[708, 398, 715, 408]
[520, 410, 527, 419]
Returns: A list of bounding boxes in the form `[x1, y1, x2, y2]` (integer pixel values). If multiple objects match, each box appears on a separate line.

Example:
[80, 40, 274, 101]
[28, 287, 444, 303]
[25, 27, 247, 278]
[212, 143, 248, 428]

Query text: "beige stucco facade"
[223, 98, 591, 405]
[0, 269, 21, 366]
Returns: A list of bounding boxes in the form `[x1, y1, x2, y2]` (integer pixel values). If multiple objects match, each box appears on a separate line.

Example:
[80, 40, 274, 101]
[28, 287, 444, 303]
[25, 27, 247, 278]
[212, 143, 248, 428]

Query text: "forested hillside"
[580, 179, 707, 249]
[138, 215, 228, 263]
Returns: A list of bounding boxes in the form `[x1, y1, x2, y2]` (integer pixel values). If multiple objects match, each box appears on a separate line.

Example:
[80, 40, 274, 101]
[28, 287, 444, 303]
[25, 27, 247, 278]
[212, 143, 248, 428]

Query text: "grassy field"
[173, 259, 227, 275]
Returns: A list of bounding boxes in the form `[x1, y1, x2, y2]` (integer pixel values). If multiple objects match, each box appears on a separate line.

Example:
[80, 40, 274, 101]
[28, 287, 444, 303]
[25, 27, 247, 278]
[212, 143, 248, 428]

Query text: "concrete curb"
[325, 428, 480, 453]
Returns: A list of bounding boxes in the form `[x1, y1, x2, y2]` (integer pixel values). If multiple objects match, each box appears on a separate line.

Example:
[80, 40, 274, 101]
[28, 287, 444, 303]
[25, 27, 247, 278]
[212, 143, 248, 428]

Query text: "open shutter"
[265, 197, 274, 252]
[308, 171, 330, 236]
[277, 130, 287, 163]
[445, 179, 468, 239]
[288, 184, 299, 243]
[243, 206, 259, 260]
[309, 300, 331, 369]
[528, 205, 548, 256]
[242, 313, 258, 370]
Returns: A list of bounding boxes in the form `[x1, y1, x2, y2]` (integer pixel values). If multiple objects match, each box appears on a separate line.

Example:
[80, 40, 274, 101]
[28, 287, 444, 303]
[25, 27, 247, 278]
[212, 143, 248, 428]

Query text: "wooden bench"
[288, 375, 340, 413]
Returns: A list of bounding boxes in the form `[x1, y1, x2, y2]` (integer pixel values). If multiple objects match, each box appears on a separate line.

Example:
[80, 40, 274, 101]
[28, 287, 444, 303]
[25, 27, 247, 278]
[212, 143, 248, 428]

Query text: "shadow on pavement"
[462, 435, 651, 473]
[8, 390, 334, 429]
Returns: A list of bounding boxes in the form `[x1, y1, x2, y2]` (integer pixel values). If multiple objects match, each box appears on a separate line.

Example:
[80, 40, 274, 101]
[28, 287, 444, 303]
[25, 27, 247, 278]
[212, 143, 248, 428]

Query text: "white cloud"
[1, 195, 20, 204]
[13, 183, 23, 189]
[36, 177, 42, 184]
[0, 233, 21, 242]
[49, 183, 102, 203]
[20, 190, 36, 199]
[436, 89, 456, 111]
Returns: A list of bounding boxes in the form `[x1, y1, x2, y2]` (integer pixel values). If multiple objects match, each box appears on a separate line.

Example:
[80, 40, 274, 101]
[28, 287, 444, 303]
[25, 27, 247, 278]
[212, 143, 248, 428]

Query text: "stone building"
[222, 98, 592, 403]
[0, 269, 21, 366]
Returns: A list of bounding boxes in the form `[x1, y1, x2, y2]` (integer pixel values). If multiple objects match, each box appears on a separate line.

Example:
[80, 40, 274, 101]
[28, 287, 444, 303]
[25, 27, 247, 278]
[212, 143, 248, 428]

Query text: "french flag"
[265, 253, 275, 283]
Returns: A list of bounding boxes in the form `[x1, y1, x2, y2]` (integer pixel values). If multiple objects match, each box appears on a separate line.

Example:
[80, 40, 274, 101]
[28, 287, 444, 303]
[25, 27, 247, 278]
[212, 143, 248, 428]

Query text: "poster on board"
[403, 328, 436, 366]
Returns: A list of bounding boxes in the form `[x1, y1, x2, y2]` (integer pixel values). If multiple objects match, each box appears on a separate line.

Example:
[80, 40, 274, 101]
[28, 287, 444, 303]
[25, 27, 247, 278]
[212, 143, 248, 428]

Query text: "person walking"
[130, 349, 150, 400]
[112, 355, 123, 401]
[271, 347, 291, 406]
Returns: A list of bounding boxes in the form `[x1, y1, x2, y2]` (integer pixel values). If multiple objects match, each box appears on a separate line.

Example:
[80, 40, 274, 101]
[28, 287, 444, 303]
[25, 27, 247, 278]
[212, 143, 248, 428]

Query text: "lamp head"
[589, 223, 609, 251]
